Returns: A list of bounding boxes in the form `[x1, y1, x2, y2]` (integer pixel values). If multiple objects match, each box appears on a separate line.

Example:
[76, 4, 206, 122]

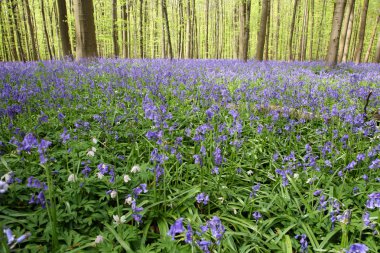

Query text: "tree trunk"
[122, 1, 129, 58]
[264, 0, 271, 60]
[364, 14, 380, 62]
[57, 0, 72, 59]
[73, 0, 98, 60]
[23, 0, 39, 60]
[178, 0, 184, 58]
[342, 2, 355, 63]
[316, 0, 327, 60]
[337, 0, 355, 62]
[186, 0, 192, 59]
[354, 0, 369, 64]
[326, 0, 346, 67]
[375, 29, 380, 63]
[112, 0, 119, 57]
[139, 0, 143, 58]
[239, 0, 251, 62]
[40, 0, 53, 60]
[275, 0, 280, 60]
[205, 0, 209, 58]
[300, 0, 308, 61]
[162, 0, 173, 60]
[9, 0, 26, 61]
[288, 0, 299, 61]
[233, 4, 239, 59]
[256, 0, 269, 61]
[309, 0, 314, 60]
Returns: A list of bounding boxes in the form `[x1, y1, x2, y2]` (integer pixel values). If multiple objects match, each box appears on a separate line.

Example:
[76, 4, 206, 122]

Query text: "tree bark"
[256, 0, 269, 61]
[40, 0, 53, 60]
[239, 0, 251, 62]
[309, 0, 314, 60]
[122, 1, 129, 58]
[162, 0, 173, 60]
[316, 0, 327, 60]
[73, 0, 98, 60]
[337, 0, 355, 63]
[178, 0, 184, 58]
[233, 4, 239, 59]
[342, 2, 355, 63]
[205, 0, 209, 58]
[57, 0, 72, 59]
[186, 0, 192, 59]
[375, 29, 380, 63]
[24, 0, 39, 60]
[275, 0, 280, 60]
[139, 0, 144, 58]
[9, 0, 26, 61]
[112, 0, 119, 57]
[364, 14, 380, 62]
[288, 0, 299, 61]
[354, 0, 369, 64]
[326, 0, 346, 67]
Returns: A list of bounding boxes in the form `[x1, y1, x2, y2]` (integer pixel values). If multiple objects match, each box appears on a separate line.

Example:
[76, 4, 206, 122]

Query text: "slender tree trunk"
[139, 0, 144, 58]
[316, 0, 327, 60]
[205, 0, 209, 58]
[326, 0, 346, 67]
[122, 1, 129, 58]
[234, 4, 239, 59]
[239, 0, 251, 62]
[112, 0, 119, 57]
[309, 0, 314, 60]
[264, 0, 271, 60]
[186, 0, 192, 59]
[24, 0, 39, 60]
[256, 0, 269, 61]
[300, 0, 308, 61]
[215, 0, 220, 59]
[178, 0, 184, 58]
[8, 0, 26, 61]
[275, 0, 280, 60]
[73, 0, 98, 60]
[289, 0, 299, 61]
[162, 0, 173, 60]
[21, 0, 31, 60]
[364, 14, 380, 62]
[40, 0, 53, 60]
[375, 30, 380, 63]
[338, 0, 355, 62]
[354, 0, 369, 64]
[342, 2, 355, 62]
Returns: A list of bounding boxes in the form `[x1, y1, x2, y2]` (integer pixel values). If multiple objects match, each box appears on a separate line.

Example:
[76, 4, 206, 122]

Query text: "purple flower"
[167, 218, 185, 240]
[250, 183, 261, 198]
[193, 154, 203, 165]
[211, 166, 219, 175]
[197, 240, 211, 253]
[60, 128, 70, 144]
[252, 211, 262, 221]
[295, 234, 308, 253]
[207, 216, 225, 243]
[196, 192, 209, 205]
[185, 224, 193, 244]
[369, 159, 380, 170]
[313, 190, 322, 196]
[346, 243, 369, 253]
[363, 212, 371, 226]
[3, 227, 14, 244]
[366, 192, 380, 209]
[213, 147, 222, 166]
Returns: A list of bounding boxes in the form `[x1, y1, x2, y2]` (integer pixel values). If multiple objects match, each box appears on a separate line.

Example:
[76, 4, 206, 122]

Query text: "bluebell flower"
[60, 128, 70, 144]
[295, 234, 308, 253]
[211, 167, 219, 175]
[362, 212, 371, 226]
[185, 224, 193, 244]
[213, 147, 222, 166]
[313, 190, 322, 196]
[366, 192, 380, 209]
[369, 159, 380, 170]
[0, 180, 9, 194]
[197, 240, 211, 253]
[252, 211, 262, 221]
[207, 216, 225, 243]
[346, 243, 369, 253]
[3, 227, 14, 244]
[167, 218, 185, 240]
[250, 183, 261, 198]
[196, 192, 209, 205]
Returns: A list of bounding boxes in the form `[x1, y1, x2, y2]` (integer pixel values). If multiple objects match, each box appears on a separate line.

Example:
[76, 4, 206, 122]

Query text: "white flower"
[233, 209, 238, 215]
[123, 175, 131, 183]
[87, 150, 95, 157]
[0, 181, 9, 194]
[91, 147, 97, 152]
[131, 165, 141, 173]
[97, 172, 104, 179]
[110, 190, 117, 199]
[247, 170, 253, 176]
[92, 137, 98, 144]
[1, 172, 13, 182]
[94, 235, 104, 244]
[113, 215, 126, 225]
[218, 197, 224, 203]
[125, 196, 134, 205]
[293, 173, 299, 180]
[68, 174, 77, 182]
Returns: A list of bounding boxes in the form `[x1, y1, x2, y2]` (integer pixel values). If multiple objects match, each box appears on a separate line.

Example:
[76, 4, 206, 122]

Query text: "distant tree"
[338, 0, 355, 63]
[288, 0, 299, 61]
[256, 0, 269, 61]
[326, 0, 346, 67]
[73, 0, 98, 60]
[364, 14, 379, 62]
[112, 0, 119, 57]
[342, 1, 355, 63]
[57, 0, 72, 59]
[354, 0, 369, 64]
[375, 30, 380, 63]
[239, 0, 251, 62]
[205, 0, 209, 58]
[162, 0, 173, 60]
